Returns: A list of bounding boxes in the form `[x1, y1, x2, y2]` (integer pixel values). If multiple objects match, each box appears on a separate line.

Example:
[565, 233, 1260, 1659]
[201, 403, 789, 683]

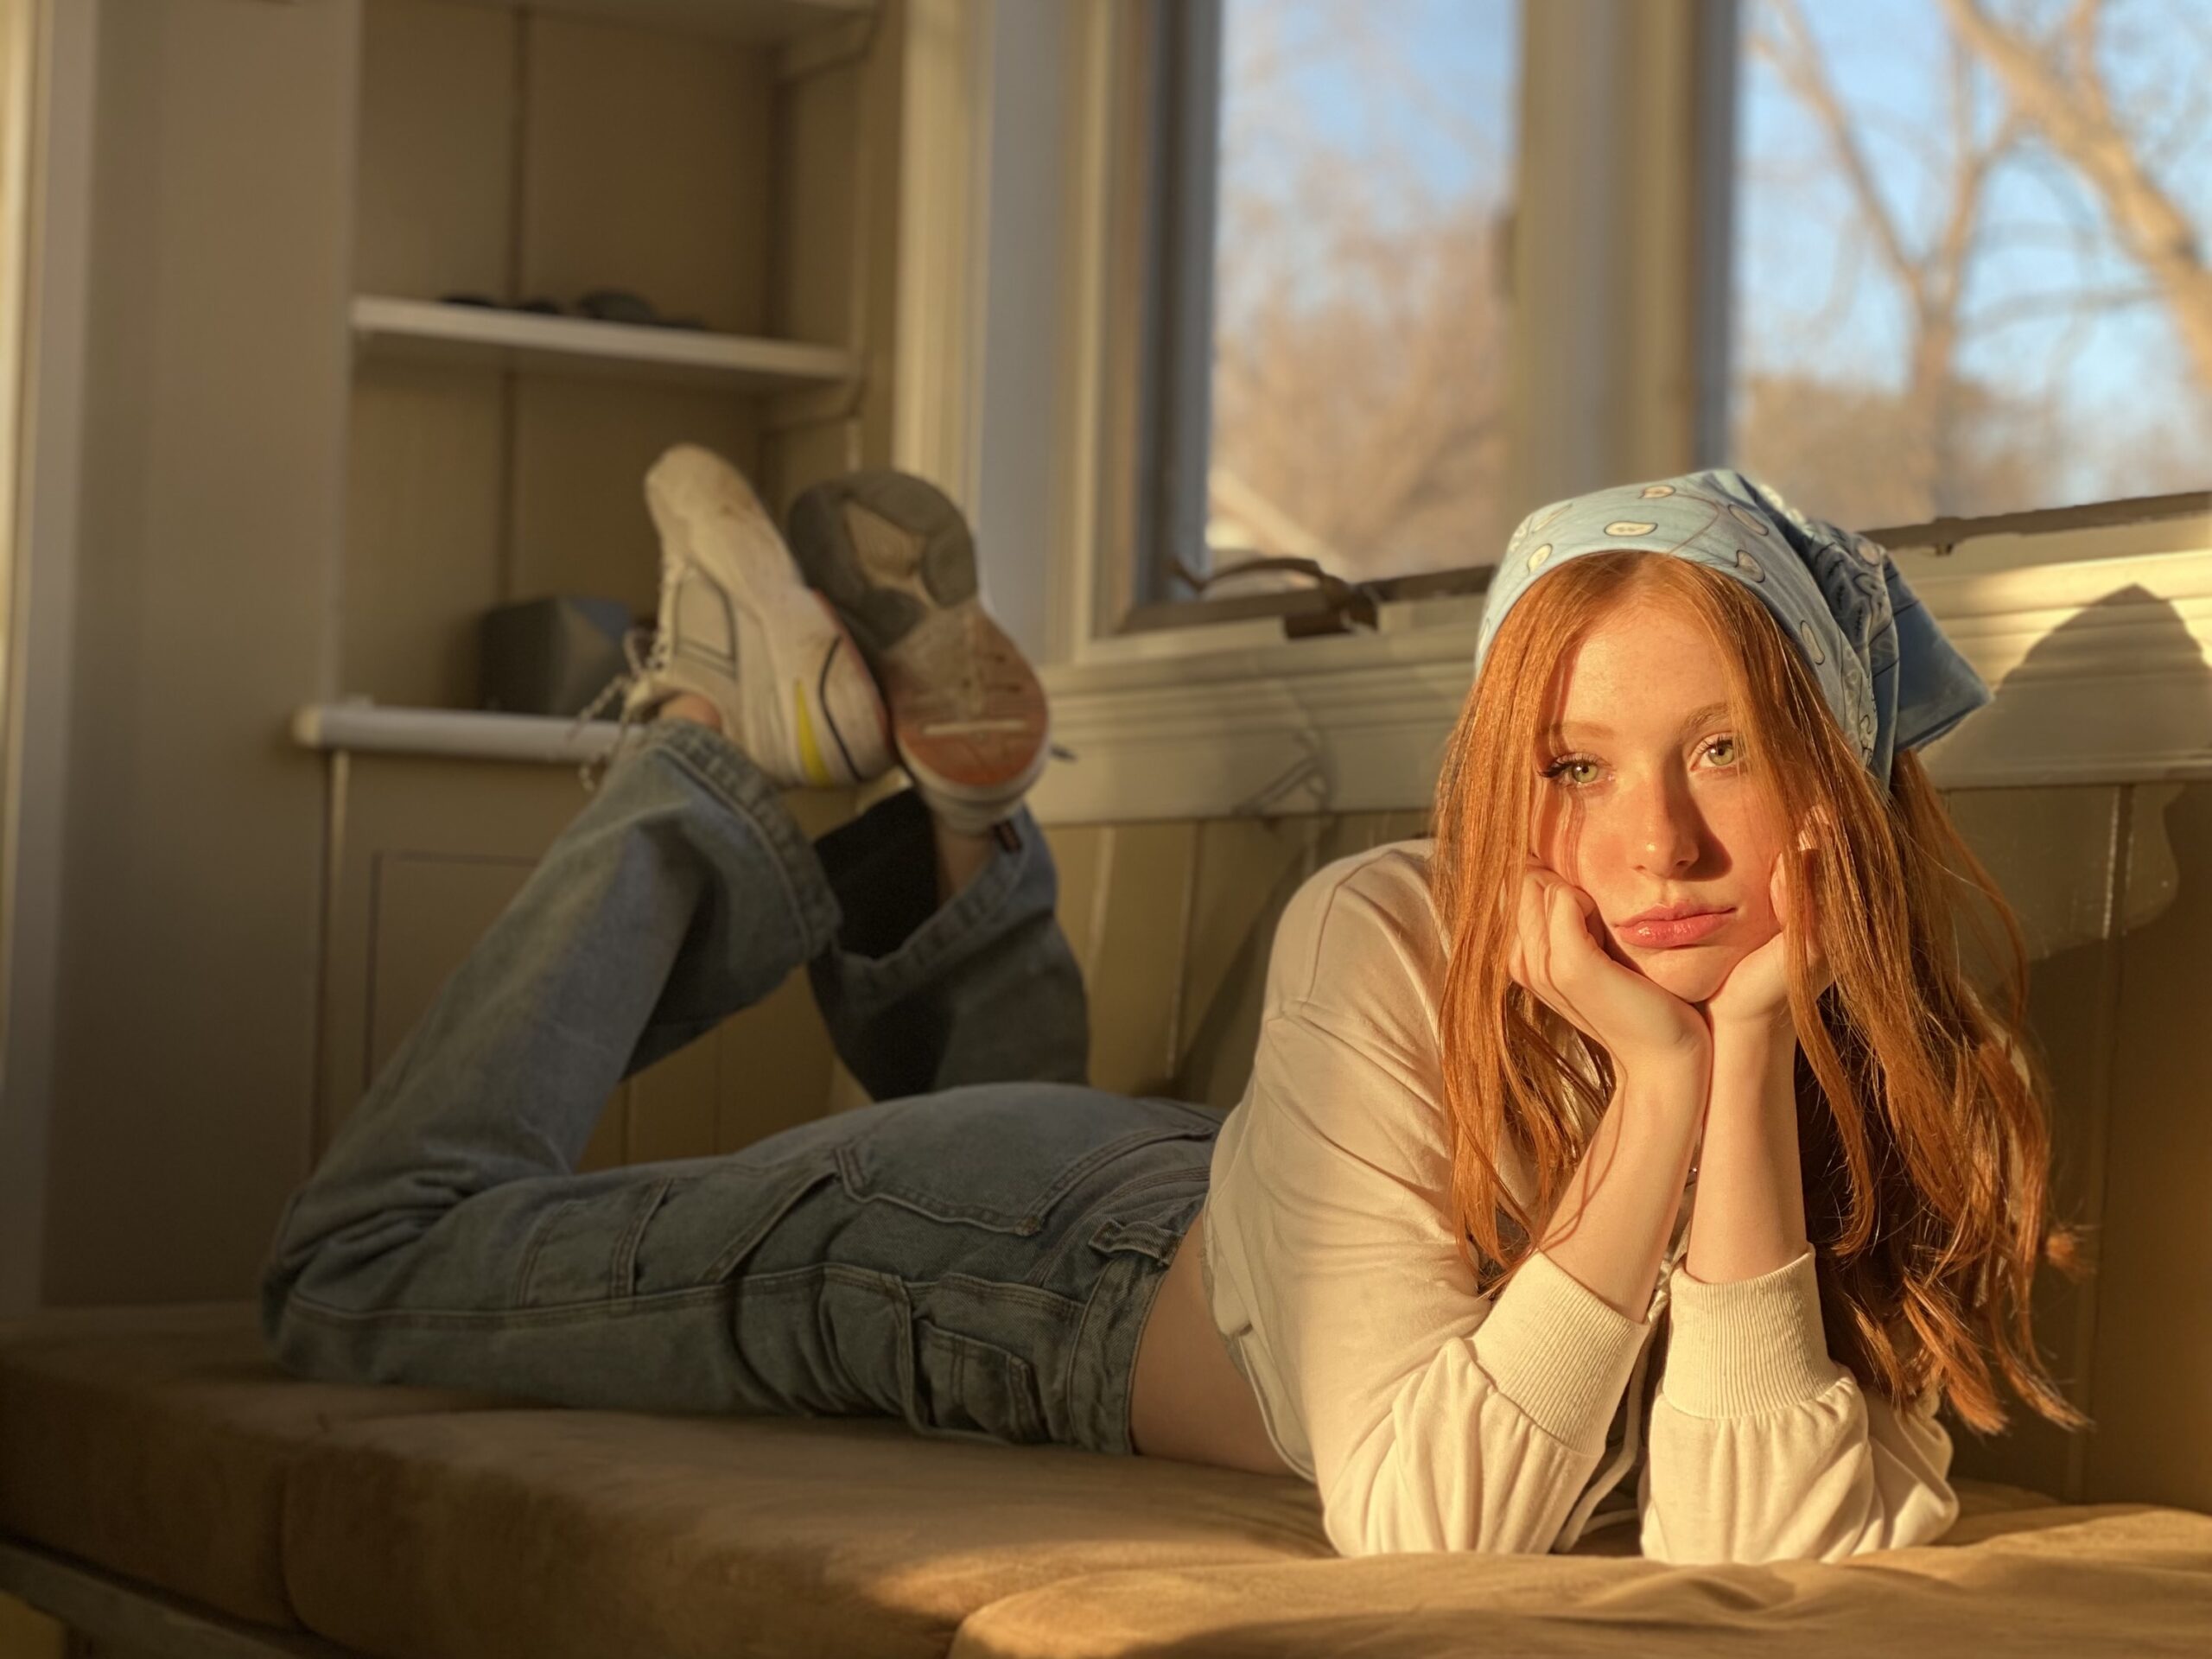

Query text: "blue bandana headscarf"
[1473, 468, 1990, 785]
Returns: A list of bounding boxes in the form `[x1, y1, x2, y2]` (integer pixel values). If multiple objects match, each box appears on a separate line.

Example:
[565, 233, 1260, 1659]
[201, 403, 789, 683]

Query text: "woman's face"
[1529, 594, 1790, 1005]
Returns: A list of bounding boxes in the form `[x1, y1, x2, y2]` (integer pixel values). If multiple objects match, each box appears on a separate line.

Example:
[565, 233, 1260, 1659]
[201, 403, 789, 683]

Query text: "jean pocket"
[912, 1323, 1049, 1444]
[513, 1175, 683, 1307]
[512, 1157, 842, 1308]
[651, 1156, 841, 1288]
[836, 1085, 1217, 1236]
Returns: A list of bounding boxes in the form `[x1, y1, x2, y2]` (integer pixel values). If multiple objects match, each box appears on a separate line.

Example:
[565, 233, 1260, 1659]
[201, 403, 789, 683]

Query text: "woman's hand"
[1509, 862, 1710, 1077]
[1703, 836, 1832, 1038]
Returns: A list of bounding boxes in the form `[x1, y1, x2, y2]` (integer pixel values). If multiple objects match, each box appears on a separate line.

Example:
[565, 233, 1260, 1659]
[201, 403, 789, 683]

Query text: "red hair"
[1429, 551, 2090, 1436]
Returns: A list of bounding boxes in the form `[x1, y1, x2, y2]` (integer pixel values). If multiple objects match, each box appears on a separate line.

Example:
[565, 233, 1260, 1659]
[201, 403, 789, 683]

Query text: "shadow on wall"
[1932, 584, 2212, 957]
[1932, 584, 2212, 1506]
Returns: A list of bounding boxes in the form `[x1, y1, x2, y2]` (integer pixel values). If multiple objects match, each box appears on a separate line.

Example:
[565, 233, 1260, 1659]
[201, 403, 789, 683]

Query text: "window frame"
[1103, 0, 1749, 636]
[1090, 0, 2208, 647]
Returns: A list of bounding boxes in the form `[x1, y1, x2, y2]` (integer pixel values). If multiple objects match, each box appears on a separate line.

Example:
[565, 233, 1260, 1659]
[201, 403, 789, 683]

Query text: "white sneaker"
[785, 471, 1050, 835]
[620, 444, 894, 789]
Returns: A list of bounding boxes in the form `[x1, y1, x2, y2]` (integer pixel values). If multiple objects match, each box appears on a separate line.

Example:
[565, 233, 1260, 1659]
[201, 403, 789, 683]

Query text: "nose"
[1628, 771, 1701, 876]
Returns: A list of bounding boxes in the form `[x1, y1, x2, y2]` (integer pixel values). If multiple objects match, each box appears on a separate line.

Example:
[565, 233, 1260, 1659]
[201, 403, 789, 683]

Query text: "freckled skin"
[1532, 602, 1790, 1007]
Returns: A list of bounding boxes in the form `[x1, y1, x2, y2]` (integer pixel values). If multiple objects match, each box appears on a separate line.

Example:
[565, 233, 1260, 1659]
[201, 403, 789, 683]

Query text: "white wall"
[29, 0, 357, 1306]
[971, 0, 1076, 666]
[0, 0, 92, 1320]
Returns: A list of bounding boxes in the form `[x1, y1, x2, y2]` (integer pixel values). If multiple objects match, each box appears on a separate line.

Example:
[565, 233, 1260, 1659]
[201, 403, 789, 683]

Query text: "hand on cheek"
[1703, 823, 1831, 1034]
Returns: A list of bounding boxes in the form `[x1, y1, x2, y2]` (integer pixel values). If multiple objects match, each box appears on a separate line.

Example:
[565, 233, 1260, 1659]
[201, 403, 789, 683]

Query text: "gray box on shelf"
[479, 595, 633, 718]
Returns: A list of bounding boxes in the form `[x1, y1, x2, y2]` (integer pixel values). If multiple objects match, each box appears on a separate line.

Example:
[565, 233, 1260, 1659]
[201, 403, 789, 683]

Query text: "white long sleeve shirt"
[1199, 841, 1960, 1562]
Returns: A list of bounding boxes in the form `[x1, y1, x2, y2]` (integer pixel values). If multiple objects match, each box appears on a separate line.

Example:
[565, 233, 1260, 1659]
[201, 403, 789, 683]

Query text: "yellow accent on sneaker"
[791, 678, 832, 786]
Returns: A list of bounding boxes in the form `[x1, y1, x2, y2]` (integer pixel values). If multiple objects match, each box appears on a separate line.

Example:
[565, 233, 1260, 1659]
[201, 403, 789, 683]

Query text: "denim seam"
[286, 1280, 740, 1332]
[645, 724, 841, 955]
[512, 1197, 582, 1308]
[609, 1176, 675, 1300]
[1062, 1251, 1144, 1454]
[1061, 1261, 1107, 1444]
[724, 1262, 1081, 1317]
[1058, 1183, 1206, 1453]
[819, 1264, 926, 1435]
[1112, 1221, 1193, 1452]
[836, 1120, 1213, 1236]
[923, 1269, 1084, 1317]
[702, 1166, 838, 1281]
[1033, 1169, 1207, 1287]
[917, 1324, 1050, 1444]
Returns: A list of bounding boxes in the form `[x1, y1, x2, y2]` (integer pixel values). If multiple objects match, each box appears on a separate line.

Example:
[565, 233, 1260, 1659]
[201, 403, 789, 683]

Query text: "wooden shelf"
[454, 0, 875, 45]
[350, 296, 861, 391]
[294, 703, 624, 766]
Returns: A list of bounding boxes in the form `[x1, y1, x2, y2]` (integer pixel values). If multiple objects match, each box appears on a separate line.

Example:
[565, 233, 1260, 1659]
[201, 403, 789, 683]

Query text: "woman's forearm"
[1682, 1024, 1808, 1284]
[1538, 1058, 1708, 1321]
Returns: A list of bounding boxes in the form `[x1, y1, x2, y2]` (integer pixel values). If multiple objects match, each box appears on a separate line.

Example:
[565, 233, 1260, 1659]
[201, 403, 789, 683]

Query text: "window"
[1124, 0, 2211, 630]
[1733, 0, 2212, 530]
[1198, 0, 1519, 594]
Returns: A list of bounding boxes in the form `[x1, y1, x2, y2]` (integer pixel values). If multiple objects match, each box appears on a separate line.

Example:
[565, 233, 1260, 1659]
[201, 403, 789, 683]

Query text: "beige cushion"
[953, 1487, 2212, 1658]
[0, 1303, 513, 1630]
[280, 1410, 1332, 1659]
[16, 1311, 2193, 1659]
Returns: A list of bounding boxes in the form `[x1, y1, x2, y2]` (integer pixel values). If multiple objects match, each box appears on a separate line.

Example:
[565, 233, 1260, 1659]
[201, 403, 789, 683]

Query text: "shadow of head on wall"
[1927, 583, 2212, 958]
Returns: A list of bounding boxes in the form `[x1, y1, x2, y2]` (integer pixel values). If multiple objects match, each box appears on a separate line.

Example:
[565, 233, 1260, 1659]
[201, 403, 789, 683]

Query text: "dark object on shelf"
[440, 292, 563, 315]
[479, 595, 634, 719]
[435, 290, 707, 331]
[576, 288, 708, 331]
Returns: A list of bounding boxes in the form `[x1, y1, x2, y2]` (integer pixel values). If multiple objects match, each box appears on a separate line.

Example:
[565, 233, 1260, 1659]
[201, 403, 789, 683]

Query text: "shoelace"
[569, 621, 665, 792]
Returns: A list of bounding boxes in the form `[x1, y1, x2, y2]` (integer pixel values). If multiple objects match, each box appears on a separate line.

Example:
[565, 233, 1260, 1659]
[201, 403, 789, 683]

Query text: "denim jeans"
[259, 719, 1219, 1455]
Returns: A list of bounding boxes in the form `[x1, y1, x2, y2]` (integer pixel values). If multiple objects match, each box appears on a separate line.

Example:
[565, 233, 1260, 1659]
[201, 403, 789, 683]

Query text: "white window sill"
[1031, 516, 2212, 823]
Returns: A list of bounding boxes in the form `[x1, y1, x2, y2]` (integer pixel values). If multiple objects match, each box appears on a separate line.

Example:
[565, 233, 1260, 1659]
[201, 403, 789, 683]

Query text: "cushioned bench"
[6, 1306, 2212, 1658]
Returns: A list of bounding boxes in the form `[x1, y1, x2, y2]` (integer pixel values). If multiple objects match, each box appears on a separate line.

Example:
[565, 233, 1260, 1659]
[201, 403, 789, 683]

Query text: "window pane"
[1205, 0, 1518, 588]
[1731, 0, 2212, 528]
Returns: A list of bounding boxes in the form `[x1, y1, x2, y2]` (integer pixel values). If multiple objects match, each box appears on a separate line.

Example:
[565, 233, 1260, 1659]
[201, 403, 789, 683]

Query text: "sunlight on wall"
[0, 1589, 67, 1659]
[0, 0, 30, 1065]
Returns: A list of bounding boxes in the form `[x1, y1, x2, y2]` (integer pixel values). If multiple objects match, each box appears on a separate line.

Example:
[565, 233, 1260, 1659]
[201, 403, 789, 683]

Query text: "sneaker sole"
[786, 472, 1049, 810]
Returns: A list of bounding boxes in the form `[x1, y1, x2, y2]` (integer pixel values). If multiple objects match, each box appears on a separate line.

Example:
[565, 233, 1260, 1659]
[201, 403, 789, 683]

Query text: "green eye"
[1703, 736, 1741, 767]
[1542, 756, 1601, 787]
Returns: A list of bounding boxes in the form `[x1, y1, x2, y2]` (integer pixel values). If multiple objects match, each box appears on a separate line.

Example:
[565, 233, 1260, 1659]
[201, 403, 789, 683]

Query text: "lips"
[1613, 904, 1734, 950]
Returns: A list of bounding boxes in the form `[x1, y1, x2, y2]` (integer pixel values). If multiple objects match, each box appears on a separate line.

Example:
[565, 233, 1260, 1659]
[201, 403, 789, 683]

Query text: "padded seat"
[279, 1410, 1331, 1659]
[0, 1303, 514, 1629]
[951, 1492, 2212, 1658]
[10, 1305, 2210, 1659]
[0, 1302, 1332, 1657]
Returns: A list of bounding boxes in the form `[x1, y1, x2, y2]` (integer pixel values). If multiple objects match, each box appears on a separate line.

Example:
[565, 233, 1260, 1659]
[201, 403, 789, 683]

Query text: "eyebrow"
[1548, 701, 1732, 742]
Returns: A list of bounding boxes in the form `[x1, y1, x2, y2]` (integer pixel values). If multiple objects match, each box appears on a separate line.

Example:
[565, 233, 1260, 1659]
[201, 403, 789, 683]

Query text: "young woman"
[260, 454, 2088, 1568]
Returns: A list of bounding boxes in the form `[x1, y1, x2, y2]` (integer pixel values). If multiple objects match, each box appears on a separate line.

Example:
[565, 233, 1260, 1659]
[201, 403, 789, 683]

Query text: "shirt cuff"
[1471, 1247, 1653, 1453]
[1661, 1246, 1845, 1418]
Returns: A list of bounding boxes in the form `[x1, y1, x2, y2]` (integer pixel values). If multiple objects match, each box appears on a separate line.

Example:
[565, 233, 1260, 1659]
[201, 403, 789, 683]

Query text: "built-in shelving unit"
[317, 0, 893, 725]
[350, 295, 861, 391]
[457, 0, 874, 46]
[291, 0, 909, 1170]
[293, 702, 623, 765]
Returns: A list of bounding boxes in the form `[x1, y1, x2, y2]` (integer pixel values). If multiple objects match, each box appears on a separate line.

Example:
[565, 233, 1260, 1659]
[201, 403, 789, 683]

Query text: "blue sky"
[1736, 0, 2210, 455]
[1217, 0, 2211, 505]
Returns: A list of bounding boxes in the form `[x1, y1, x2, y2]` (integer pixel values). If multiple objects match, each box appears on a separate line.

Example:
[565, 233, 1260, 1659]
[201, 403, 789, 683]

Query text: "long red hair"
[1429, 551, 2090, 1436]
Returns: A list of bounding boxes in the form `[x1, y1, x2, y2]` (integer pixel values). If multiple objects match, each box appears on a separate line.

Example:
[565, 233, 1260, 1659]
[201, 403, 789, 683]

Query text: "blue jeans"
[259, 719, 1219, 1454]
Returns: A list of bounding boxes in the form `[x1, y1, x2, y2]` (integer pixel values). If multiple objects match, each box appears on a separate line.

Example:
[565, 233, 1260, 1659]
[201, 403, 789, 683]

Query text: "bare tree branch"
[1754, 0, 1919, 290]
[1965, 283, 2164, 331]
[1939, 0, 2212, 391]
[1755, 0, 2029, 513]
